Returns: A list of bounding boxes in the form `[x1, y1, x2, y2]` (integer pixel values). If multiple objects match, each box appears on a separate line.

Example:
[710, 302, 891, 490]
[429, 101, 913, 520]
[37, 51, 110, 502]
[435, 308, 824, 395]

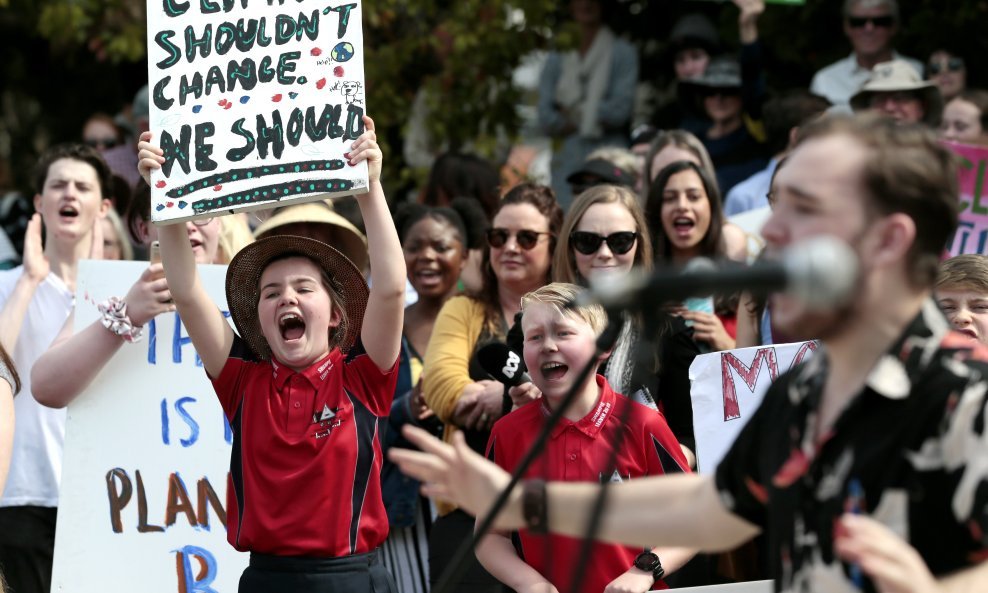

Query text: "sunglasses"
[847, 15, 894, 29]
[928, 57, 965, 75]
[570, 231, 638, 256]
[486, 228, 552, 250]
[84, 137, 120, 150]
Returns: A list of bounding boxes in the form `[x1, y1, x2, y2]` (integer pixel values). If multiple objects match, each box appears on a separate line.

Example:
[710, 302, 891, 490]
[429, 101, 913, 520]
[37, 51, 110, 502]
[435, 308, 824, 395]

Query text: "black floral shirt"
[715, 300, 988, 592]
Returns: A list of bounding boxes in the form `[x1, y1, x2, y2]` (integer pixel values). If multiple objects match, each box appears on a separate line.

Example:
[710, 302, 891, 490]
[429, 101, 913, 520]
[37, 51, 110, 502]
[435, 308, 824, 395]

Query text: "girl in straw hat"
[137, 116, 405, 593]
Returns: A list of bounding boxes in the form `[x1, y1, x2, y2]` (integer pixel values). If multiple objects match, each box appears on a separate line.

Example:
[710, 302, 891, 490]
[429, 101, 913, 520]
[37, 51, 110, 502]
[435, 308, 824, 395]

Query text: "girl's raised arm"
[348, 117, 405, 370]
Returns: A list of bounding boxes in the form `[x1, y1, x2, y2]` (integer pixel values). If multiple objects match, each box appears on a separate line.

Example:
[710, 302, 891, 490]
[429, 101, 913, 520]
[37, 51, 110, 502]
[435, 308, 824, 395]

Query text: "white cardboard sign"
[146, 0, 368, 224]
[689, 342, 817, 475]
[52, 260, 247, 592]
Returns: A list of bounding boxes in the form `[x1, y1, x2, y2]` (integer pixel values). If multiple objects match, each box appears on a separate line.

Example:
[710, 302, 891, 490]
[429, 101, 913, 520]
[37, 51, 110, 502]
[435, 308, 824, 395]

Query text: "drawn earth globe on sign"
[331, 42, 355, 62]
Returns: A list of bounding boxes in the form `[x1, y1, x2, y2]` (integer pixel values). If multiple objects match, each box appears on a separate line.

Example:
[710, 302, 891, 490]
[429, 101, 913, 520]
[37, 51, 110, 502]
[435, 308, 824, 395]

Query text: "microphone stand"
[432, 314, 625, 593]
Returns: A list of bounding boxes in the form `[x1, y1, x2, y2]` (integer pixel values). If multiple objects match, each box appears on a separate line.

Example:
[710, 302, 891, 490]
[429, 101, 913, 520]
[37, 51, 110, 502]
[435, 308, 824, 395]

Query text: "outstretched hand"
[347, 116, 382, 184]
[137, 131, 165, 187]
[389, 425, 519, 529]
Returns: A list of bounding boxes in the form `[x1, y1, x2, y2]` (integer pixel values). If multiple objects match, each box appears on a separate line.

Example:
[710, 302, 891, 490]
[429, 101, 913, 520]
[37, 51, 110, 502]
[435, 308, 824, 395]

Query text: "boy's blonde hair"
[520, 283, 608, 336]
[936, 254, 988, 294]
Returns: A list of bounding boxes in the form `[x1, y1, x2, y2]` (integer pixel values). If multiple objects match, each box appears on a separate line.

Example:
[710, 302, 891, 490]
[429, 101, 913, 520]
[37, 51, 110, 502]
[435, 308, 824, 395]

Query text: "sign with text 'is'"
[689, 342, 817, 474]
[146, 0, 368, 224]
[52, 261, 246, 592]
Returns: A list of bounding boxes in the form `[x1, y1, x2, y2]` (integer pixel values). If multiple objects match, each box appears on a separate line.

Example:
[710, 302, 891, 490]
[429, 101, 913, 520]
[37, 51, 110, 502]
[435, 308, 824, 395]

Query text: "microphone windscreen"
[476, 342, 531, 387]
[783, 236, 859, 309]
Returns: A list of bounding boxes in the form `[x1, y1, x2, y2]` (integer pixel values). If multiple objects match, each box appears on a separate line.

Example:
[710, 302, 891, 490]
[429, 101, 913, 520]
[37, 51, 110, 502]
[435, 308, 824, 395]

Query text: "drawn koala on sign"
[341, 81, 363, 105]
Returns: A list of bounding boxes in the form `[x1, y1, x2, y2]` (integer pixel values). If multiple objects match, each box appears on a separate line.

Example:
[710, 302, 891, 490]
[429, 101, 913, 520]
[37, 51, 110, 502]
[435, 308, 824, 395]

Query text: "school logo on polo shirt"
[312, 404, 343, 440]
[600, 469, 630, 484]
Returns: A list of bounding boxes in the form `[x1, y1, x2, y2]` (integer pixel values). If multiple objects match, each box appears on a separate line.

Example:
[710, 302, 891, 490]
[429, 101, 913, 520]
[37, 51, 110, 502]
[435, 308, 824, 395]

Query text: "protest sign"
[146, 0, 367, 224]
[945, 141, 988, 256]
[689, 342, 817, 474]
[52, 260, 247, 592]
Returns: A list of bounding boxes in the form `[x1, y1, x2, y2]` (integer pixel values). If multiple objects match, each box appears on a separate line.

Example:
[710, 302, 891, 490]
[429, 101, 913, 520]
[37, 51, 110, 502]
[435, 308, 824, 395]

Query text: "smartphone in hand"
[682, 296, 714, 327]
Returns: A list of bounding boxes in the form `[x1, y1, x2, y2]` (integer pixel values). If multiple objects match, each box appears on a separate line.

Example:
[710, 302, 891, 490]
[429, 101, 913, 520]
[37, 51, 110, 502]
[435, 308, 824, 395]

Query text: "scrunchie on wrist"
[98, 297, 144, 343]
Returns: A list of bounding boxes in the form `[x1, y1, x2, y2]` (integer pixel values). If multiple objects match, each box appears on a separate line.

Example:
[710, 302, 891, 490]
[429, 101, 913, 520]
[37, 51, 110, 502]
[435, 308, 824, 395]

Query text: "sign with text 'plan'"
[689, 342, 817, 475]
[146, 0, 368, 224]
[52, 261, 247, 592]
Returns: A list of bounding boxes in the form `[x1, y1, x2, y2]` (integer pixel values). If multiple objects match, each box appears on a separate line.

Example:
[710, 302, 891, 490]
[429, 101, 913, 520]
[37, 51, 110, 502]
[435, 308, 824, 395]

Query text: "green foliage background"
[0, 0, 986, 198]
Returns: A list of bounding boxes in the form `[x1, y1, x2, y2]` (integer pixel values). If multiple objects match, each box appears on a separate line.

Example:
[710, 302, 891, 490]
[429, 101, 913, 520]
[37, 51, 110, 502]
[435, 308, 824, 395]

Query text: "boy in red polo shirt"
[138, 117, 406, 593]
[479, 283, 695, 593]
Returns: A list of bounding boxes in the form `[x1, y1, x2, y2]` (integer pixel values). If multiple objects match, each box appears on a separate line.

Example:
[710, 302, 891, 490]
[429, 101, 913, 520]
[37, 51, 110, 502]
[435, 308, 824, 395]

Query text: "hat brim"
[226, 235, 368, 360]
[680, 78, 742, 91]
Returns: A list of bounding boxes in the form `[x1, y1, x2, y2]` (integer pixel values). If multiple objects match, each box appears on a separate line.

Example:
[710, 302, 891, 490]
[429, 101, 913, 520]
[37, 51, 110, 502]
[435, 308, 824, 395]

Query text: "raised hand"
[89, 211, 104, 261]
[137, 131, 165, 186]
[346, 115, 382, 184]
[22, 214, 49, 282]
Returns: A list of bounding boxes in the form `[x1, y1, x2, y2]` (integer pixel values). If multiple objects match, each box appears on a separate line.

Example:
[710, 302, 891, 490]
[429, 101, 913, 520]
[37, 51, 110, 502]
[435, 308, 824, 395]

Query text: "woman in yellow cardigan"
[422, 183, 562, 592]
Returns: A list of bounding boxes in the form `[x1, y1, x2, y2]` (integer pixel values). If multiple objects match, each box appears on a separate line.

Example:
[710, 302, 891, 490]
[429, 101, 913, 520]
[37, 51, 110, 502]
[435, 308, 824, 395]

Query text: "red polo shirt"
[486, 376, 689, 593]
[210, 335, 398, 557]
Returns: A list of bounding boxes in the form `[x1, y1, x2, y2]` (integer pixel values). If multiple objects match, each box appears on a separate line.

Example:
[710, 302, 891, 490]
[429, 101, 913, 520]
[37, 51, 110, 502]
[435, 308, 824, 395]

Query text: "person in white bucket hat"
[850, 59, 943, 126]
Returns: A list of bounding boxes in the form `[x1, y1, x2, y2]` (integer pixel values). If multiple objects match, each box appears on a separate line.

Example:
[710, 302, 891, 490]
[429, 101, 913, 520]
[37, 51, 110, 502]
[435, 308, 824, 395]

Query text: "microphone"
[577, 236, 859, 312]
[477, 342, 532, 387]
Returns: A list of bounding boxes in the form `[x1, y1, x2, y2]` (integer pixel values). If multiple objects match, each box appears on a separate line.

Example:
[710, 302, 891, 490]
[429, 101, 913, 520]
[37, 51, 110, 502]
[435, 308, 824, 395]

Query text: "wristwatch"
[633, 550, 665, 584]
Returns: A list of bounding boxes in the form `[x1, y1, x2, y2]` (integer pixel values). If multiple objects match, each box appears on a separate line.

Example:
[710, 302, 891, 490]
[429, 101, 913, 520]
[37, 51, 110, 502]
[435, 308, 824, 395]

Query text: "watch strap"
[521, 479, 548, 534]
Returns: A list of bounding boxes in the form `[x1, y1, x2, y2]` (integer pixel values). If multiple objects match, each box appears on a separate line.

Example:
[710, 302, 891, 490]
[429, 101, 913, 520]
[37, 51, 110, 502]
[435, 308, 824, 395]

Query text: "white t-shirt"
[0, 267, 73, 507]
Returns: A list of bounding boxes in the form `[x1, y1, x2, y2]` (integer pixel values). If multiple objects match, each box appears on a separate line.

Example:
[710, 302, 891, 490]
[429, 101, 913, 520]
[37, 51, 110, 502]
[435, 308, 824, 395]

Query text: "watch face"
[635, 551, 660, 571]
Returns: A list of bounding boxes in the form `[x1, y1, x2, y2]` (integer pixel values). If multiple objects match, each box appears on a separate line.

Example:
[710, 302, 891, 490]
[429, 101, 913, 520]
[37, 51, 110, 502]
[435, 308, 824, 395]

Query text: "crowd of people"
[0, 0, 988, 592]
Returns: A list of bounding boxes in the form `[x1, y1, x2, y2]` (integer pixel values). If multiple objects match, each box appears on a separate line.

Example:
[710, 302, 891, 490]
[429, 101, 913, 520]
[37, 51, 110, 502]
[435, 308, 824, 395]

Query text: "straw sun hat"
[252, 198, 369, 273]
[226, 235, 368, 359]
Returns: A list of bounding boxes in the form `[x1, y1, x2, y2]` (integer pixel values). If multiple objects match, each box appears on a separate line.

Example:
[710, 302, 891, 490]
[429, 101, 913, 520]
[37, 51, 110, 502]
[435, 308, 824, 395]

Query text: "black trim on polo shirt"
[347, 388, 377, 554]
[230, 400, 246, 548]
[651, 435, 686, 474]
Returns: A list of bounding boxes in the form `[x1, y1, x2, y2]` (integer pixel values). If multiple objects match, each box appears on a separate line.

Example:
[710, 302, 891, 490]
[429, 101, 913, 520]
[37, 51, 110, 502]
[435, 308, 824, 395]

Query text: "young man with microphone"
[392, 113, 988, 592]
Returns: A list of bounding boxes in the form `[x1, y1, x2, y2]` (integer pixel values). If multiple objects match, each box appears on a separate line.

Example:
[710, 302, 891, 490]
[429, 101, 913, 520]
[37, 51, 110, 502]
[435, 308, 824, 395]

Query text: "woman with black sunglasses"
[420, 182, 562, 592]
[926, 49, 967, 103]
[552, 184, 700, 466]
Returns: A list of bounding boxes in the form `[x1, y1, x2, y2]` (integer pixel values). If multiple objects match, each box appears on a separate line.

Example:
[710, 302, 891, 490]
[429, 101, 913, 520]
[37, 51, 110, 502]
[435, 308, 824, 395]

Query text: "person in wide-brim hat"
[850, 59, 943, 126]
[678, 56, 742, 93]
[226, 235, 369, 358]
[253, 198, 369, 273]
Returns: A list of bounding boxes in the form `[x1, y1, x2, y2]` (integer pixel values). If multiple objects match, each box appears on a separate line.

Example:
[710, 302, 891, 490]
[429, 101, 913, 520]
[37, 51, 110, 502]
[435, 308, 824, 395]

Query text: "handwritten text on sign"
[689, 342, 817, 474]
[53, 261, 247, 593]
[147, 0, 368, 223]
